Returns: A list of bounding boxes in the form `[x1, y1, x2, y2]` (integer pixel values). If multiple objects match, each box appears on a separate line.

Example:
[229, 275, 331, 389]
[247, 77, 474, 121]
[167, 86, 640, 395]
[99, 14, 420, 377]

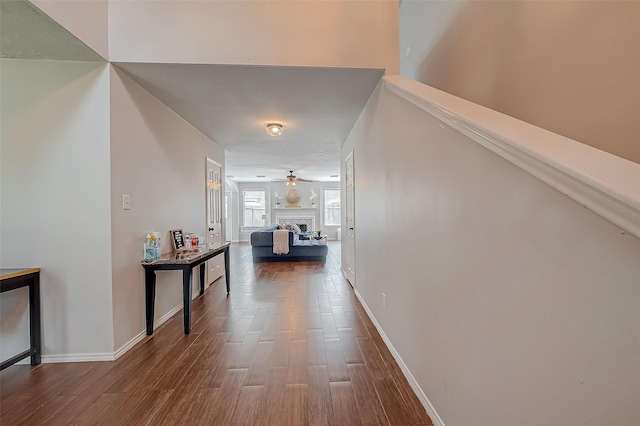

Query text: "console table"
[0, 268, 41, 370]
[141, 243, 230, 335]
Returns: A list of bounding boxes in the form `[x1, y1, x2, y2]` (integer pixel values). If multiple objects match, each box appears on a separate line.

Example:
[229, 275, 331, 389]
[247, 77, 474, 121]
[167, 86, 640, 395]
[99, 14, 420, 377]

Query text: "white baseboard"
[153, 303, 184, 328]
[42, 352, 115, 363]
[114, 302, 185, 359]
[354, 289, 445, 426]
[114, 330, 146, 360]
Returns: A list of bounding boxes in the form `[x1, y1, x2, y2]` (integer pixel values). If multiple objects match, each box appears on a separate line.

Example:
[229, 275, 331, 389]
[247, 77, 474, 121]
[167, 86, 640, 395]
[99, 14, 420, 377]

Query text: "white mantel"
[273, 207, 317, 210]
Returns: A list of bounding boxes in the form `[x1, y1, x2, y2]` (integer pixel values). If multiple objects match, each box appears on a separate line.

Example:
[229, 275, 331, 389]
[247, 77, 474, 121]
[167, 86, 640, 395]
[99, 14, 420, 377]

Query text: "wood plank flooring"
[0, 242, 432, 425]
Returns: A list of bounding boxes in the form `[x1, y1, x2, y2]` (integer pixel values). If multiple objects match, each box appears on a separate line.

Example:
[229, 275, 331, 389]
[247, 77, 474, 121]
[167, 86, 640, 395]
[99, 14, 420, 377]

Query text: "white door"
[206, 158, 223, 286]
[344, 151, 356, 286]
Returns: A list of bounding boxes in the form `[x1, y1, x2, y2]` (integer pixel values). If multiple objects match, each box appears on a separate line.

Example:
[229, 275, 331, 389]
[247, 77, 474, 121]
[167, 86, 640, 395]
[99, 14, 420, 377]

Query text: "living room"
[229, 179, 341, 243]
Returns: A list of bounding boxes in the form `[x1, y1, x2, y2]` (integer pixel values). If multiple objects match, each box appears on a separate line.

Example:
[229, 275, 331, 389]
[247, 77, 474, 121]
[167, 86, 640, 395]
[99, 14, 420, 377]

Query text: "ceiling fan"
[279, 170, 312, 185]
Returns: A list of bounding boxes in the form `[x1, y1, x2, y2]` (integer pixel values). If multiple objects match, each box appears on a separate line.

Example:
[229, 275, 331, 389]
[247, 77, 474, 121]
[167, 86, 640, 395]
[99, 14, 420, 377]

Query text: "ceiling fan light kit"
[283, 170, 312, 185]
[266, 123, 284, 137]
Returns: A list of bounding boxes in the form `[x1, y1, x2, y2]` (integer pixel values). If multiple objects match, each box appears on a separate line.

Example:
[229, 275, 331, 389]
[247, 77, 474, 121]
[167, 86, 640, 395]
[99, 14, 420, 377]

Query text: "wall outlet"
[382, 293, 386, 309]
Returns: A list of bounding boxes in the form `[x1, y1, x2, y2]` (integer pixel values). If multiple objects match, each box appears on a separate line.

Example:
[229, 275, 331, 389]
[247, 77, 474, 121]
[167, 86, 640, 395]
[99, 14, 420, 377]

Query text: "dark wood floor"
[1, 242, 431, 425]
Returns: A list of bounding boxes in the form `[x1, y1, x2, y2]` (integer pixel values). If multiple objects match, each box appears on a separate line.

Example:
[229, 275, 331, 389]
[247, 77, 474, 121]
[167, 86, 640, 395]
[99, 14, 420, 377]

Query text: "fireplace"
[276, 215, 315, 232]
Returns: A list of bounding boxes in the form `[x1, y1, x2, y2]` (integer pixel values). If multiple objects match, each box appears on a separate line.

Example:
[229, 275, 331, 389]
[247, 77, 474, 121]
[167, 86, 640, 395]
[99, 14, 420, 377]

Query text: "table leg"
[145, 269, 157, 335]
[29, 274, 41, 366]
[182, 267, 193, 334]
[224, 247, 230, 293]
[199, 263, 206, 295]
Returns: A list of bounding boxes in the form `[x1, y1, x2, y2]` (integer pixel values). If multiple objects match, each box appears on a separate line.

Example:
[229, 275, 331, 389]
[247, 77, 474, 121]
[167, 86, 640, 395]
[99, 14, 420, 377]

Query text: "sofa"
[250, 224, 328, 263]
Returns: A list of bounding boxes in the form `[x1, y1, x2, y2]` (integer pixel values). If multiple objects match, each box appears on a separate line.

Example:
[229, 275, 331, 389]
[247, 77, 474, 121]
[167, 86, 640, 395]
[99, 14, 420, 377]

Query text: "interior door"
[345, 151, 356, 286]
[206, 158, 223, 286]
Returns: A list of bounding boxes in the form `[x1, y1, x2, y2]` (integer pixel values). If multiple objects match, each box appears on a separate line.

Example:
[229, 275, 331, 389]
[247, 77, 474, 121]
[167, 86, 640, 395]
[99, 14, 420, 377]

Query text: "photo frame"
[170, 229, 185, 252]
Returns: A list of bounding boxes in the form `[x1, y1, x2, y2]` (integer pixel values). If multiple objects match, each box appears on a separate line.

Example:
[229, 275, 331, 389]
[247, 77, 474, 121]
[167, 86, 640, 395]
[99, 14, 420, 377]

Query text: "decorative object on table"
[317, 229, 322, 237]
[144, 232, 162, 260]
[285, 188, 301, 206]
[184, 233, 199, 249]
[170, 229, 185, 252]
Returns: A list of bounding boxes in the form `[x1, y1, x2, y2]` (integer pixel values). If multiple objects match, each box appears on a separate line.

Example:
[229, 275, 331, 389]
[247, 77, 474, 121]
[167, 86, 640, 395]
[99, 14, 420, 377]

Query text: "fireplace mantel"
[273, 207, 317, 210]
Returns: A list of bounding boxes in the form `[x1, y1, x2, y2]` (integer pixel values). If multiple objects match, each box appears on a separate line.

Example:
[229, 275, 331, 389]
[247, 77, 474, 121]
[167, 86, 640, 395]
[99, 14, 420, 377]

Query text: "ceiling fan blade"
[293, 177, 313, 182]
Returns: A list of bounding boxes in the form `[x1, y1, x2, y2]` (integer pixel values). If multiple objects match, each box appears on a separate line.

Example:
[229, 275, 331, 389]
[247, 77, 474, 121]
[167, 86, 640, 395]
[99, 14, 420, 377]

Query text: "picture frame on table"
[170, 229, 185, 252]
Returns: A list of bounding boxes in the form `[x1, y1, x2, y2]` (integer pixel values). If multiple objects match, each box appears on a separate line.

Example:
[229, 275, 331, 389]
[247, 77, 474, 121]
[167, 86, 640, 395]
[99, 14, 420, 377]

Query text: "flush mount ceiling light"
[266, 123, 284, 137]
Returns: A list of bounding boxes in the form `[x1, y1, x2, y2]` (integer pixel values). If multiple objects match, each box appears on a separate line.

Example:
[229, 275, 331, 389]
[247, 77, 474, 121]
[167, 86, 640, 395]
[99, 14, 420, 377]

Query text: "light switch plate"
[122, 194, 131, 210]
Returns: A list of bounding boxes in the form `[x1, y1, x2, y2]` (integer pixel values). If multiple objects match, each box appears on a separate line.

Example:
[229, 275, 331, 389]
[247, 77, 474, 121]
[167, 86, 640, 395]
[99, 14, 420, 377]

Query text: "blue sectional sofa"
[250, 224, 328, 263]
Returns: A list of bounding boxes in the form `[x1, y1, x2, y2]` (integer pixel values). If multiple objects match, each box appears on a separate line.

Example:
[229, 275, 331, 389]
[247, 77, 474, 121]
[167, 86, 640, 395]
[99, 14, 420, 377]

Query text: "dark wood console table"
[141, 243, 230, 335]
[0, 268, 41, 370]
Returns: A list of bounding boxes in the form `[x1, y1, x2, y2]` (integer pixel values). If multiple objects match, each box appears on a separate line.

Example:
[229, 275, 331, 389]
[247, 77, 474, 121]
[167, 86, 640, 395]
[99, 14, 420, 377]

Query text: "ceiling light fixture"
[266, 123, 284, 137]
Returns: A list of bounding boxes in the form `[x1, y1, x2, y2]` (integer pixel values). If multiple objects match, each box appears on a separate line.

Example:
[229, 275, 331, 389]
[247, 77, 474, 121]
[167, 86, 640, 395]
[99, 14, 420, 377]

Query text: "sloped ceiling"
[0, 0, 103, 61]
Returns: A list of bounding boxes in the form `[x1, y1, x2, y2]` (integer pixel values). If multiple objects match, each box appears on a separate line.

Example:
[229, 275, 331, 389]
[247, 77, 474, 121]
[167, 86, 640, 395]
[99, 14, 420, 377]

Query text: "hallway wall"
[400, 0, 640, 164]
[1, 59, 114, 361]
[109, 0, 398, 73]
[109, 66, 225, 352]
[342, 80, 640, 425]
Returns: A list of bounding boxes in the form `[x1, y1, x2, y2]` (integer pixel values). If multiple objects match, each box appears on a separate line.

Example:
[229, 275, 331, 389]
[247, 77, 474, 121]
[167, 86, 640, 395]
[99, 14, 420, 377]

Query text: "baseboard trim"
[354, 289, 445, 426]
[113, 302, 184, 360]
[42, 352, 115, 363]
[155, 303, 184, 328]
[113, 330, 146, 360]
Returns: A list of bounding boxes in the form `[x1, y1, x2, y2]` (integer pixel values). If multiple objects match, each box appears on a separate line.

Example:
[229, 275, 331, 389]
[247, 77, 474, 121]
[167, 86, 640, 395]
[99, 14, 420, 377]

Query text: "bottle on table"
[144, 234, 154, 261]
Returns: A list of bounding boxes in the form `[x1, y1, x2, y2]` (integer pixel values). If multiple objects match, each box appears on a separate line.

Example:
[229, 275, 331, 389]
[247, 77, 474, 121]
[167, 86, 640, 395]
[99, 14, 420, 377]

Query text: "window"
[324, 189, 341, 226]
[243, 190, 266, 227]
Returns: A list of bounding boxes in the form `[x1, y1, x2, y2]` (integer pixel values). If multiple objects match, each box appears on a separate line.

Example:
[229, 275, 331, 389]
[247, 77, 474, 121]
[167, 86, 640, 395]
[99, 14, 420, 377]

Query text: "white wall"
[399, 0, 640, 164]
[342, 82, 640, 425]
[31, 0, 109, 59]
[109, 0, 398, 73]
[1, 59, 113, 361]
[236, 181, 341, 242]
[225, 180, 240, 242]
[109, 66, 225, 351]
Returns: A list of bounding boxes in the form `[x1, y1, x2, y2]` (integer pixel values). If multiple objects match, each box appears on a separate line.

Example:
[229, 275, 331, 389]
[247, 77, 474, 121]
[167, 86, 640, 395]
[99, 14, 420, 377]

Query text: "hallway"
[0, 242, 431, 425]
